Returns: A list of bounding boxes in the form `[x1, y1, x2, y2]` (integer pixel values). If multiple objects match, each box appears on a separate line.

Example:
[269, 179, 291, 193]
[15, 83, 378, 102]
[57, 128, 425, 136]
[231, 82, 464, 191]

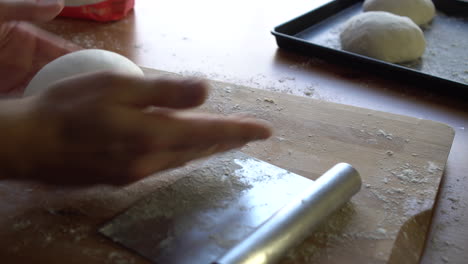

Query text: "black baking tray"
[272, 0, 468, 96]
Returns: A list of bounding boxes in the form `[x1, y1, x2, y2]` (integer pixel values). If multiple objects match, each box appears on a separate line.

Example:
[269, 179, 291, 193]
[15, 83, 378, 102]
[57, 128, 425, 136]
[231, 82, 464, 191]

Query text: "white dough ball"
[24, 49, 144, 96]
[363, 0, 436, 26]
[340, 12, 426, 63]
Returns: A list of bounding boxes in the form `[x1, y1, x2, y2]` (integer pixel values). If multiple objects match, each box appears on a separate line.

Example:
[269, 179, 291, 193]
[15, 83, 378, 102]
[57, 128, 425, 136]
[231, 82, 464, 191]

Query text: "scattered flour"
[377, 129, 394, 140]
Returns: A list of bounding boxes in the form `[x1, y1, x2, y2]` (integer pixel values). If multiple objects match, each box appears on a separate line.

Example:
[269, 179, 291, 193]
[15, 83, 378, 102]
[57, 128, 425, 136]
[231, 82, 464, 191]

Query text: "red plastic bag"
[59, 0, 135, 22]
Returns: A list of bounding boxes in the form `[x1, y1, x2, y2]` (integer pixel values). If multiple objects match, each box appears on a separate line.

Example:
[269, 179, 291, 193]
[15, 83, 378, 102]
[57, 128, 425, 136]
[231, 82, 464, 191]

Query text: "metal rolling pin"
[213, 163, 362, 264]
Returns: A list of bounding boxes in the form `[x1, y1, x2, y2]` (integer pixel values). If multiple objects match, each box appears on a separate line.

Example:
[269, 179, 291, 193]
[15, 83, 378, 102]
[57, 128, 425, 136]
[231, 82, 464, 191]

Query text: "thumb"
[0, 0, 64, 22]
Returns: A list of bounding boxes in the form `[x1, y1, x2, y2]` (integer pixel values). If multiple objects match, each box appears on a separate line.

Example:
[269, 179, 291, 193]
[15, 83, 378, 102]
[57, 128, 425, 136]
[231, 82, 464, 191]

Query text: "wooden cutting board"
[0, 68, 454, 264]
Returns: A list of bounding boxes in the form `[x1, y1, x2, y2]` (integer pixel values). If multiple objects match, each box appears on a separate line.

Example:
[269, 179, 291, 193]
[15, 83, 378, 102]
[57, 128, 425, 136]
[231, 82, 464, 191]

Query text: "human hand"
[0, 72, 272, 185]
[0, 0, 80, 95]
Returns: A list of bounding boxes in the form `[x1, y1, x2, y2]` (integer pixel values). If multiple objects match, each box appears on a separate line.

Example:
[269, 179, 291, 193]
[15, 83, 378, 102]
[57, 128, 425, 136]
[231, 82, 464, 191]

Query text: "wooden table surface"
[35, 0, 467, 263]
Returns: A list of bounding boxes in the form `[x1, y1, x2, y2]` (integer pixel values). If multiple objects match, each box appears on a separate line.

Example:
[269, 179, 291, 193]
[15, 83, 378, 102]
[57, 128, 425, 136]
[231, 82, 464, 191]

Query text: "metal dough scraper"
[99, 151, 361, 264]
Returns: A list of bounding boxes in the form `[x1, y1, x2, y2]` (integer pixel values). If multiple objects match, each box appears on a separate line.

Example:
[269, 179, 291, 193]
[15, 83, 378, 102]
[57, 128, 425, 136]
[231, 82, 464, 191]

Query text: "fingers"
[111, 111, 272, 182]
[51, 72, 209, 109]
[54, 72, 272, 147]
[20, 22, 82, 58]
[114, 76, 209, 109]
[113, 110, 272, 182]
[0, 0, 64, 22]
[11, 22, 81, 92]
[142, 111, 273, 149]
